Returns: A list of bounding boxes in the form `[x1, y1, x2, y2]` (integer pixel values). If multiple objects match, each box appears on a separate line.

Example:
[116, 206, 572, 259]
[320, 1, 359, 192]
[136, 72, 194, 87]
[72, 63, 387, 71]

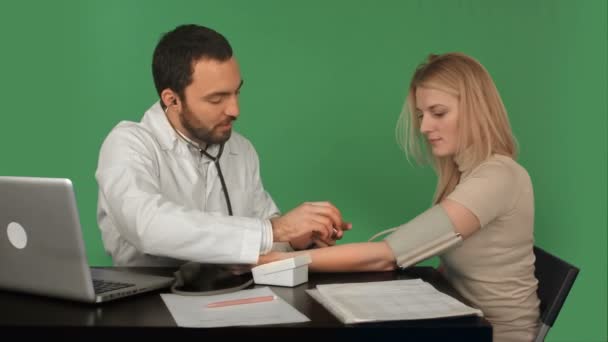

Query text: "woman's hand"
[257, 251, 291, 266]
[223, 264, 253, 275]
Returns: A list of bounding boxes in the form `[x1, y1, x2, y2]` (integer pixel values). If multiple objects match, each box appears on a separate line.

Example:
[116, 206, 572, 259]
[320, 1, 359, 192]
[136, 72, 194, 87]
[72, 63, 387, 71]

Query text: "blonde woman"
[259, 53, 540, 342]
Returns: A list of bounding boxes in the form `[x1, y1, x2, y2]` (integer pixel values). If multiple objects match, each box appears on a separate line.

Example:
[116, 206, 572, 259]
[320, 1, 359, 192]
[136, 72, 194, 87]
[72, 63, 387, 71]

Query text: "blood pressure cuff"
[384, 205, 462, 269]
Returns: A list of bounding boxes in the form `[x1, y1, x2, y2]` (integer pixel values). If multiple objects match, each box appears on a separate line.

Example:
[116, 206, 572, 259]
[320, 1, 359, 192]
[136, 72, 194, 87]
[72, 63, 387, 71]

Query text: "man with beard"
[95, 24, 350, 267]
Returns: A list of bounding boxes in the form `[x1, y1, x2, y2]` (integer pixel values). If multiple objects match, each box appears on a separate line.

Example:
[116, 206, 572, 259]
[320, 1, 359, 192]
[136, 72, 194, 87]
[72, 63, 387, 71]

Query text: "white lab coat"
[95, 101, 279, 266]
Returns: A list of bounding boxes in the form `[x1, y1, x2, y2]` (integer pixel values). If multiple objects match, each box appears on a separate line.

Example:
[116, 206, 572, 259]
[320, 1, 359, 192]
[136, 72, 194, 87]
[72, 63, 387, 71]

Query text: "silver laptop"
[0, 176, 175, 303]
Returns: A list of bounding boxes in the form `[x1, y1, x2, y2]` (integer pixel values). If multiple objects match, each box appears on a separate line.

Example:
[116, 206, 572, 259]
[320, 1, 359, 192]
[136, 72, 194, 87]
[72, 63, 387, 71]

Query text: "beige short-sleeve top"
[443, 154, 540, 342]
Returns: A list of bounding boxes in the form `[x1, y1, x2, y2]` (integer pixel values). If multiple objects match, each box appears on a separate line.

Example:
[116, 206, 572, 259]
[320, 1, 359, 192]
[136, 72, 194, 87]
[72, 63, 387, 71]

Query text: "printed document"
[161, 287, 310, 327]
[307, 279, 483, 324]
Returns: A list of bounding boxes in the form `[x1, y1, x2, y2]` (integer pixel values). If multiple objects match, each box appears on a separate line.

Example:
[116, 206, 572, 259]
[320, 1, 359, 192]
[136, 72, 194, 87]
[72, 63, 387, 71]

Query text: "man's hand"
[270, 201, 352, 244]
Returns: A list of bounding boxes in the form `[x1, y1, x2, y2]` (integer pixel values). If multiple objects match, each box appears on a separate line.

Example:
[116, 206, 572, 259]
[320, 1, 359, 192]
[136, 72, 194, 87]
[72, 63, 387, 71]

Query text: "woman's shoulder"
[466, 154, 530, 185]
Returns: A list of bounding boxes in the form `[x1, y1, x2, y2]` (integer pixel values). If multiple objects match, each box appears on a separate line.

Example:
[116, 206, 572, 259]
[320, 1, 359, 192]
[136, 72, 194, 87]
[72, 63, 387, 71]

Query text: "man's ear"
[160, 89, 180, 110]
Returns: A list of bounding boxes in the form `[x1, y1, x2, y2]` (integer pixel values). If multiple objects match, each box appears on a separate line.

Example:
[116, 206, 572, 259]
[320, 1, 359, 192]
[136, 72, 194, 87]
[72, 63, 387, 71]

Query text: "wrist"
[270, 217, 285, 242]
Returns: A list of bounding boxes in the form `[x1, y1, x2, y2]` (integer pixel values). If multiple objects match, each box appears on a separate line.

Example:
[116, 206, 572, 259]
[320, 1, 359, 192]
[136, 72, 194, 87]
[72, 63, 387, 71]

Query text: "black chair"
[533, 246, 580, 342]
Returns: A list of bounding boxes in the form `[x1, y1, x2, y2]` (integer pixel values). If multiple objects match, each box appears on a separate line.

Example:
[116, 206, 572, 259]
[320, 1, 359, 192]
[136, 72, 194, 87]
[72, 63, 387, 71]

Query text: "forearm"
[305, 242, 397, 272]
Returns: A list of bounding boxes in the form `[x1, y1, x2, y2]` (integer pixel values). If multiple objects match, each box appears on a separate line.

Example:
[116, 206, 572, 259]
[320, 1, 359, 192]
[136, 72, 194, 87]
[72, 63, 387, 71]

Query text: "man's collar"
[142, 101, 237, 155]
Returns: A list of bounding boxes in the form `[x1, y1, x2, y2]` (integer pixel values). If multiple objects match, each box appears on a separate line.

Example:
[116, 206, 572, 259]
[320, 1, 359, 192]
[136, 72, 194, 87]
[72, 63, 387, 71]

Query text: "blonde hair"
[396, 52, 517, 203]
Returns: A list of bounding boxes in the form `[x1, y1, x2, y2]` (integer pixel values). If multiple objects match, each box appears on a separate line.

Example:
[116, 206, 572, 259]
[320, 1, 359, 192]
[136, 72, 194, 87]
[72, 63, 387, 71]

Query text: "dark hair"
[152, 24, 233, 104]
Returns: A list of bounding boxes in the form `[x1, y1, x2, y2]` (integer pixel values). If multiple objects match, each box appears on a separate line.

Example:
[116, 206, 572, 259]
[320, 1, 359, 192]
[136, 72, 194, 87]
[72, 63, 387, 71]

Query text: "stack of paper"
[161, 287, 310, 327]
[307, 279, 482, 324]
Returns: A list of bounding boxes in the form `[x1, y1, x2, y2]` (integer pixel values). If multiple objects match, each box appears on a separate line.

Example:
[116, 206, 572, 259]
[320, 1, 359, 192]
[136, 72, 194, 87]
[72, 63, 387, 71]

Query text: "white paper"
[308, 279, 483, 324]
[161, 287, 310, 327]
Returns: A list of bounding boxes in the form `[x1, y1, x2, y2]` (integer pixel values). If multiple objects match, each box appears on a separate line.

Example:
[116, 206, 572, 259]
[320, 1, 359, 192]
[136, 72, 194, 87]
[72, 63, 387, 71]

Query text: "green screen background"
[1, 1, 605, 340]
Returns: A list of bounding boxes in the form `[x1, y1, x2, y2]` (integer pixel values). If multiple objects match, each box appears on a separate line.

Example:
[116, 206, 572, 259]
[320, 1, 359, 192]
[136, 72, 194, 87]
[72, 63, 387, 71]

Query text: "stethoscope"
[166, 107, 252, 296]
[197, 143, 233, 216]
[168, 140, 252, 296]
[165, 106, 233, 216]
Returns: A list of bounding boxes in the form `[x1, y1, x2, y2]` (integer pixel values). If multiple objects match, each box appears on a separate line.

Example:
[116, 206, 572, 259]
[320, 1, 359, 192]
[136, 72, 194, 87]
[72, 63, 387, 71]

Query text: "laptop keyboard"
[93, 279, 136, 294]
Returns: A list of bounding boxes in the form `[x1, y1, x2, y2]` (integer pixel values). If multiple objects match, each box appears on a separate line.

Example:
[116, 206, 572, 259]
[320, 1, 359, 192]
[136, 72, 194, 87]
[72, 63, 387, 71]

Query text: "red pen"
[206, 295, 276, 308]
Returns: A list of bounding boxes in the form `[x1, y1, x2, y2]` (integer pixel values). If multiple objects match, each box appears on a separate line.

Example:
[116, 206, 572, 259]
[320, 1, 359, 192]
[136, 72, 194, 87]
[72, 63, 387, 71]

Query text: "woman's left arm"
[258, 241, 397, 272]
[258, 202, 479, 272]
[440, 200, 481, 239]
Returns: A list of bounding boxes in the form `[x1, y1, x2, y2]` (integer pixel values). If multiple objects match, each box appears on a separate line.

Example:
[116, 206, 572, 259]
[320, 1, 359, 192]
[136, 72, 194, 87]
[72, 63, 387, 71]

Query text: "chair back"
[533, 246, 579, 342]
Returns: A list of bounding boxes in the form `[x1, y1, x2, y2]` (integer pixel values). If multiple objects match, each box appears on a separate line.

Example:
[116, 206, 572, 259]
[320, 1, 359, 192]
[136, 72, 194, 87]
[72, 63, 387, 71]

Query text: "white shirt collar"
[141, 101, 236, 156]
